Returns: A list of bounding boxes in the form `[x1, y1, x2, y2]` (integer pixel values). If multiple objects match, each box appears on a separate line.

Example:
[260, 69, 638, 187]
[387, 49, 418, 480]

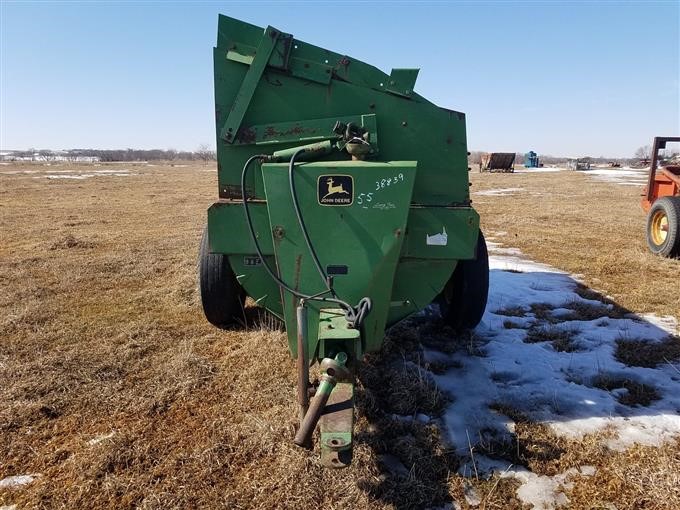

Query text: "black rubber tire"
[646, 197, 680, 258]
[438, 230, 489, 330]
[198, 226, 246, 327]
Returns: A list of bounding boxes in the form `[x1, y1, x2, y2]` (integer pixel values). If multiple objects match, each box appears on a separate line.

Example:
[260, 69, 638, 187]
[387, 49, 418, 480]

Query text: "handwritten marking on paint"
[373, 202, 396, 210]
[375, 173, 405, 191]
[356, 192, 374, 208]
[357, 173, 406, 209]
[426, 227, 448, 246]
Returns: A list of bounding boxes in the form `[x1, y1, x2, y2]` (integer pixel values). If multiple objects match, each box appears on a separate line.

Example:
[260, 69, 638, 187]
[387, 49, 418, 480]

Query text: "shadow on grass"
[353, 322, 459, 510]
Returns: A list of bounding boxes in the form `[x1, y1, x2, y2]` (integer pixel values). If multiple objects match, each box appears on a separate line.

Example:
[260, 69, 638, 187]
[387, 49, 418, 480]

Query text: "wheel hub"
[651, 210, 669, 246]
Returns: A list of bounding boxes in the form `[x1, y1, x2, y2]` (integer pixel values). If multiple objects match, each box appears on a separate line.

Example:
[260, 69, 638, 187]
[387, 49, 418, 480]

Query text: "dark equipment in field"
[641, 136, 680, 258]
[524, 151, 540, 168]
[479, 152, 516, 173]
[199, 15, 489, 467]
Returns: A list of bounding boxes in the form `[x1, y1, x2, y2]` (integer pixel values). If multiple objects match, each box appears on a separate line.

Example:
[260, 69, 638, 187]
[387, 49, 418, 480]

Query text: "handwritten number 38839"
[375, 173, 405, 191]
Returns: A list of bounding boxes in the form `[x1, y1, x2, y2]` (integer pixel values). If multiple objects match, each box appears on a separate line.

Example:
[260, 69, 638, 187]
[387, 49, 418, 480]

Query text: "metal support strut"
[293, 352, 349, 449]
[296, 302, 309, 422]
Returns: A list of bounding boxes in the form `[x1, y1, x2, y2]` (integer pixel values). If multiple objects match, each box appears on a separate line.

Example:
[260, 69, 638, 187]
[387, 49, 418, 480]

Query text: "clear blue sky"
[1, 1, 678, 157]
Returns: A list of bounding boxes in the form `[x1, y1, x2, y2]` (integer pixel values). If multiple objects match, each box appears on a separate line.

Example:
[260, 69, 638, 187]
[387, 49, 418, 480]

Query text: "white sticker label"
[426, 227, 448, 246]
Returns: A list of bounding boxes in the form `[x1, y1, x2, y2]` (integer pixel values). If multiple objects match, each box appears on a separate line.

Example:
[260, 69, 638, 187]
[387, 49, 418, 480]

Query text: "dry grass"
[591, 374, 661, 407]
[615, 335, 680, 368]
[484, 404, 680, 510]
[493, 306, 526, 318]
[471, 169, 680, 320]
[561, 300, 628, 321]
[565, 439, 680, 510]
[1, 162, 679, 509]
[524, 326, 580, 352]
[502, 320, 524, 329]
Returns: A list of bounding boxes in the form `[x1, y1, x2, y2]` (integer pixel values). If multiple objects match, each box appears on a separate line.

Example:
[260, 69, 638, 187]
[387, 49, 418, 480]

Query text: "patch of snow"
[426, 239, 680, 507]
[92, 169, 130, 174]
[503, 467, 573, 510]
[640, 314, 678, 335]
[87, 431, 116, 445]
[463, 483, 481, 506]
[515, 166, 564, 174]
[583, 168, 649, 187]
[378, 454, 411, 477]
[391, 413, 432, 424]
[486, 241, 522, 256]
[41, 174, 95, 179]
[0, 474, 39, 489]
[474, 187, 524, 196]
[579, 465, 596, 476]
[32, 172, 133, 180]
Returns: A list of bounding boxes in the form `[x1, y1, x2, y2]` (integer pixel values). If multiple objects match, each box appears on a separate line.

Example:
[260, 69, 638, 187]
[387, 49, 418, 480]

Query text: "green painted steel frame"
[208, 15, 479, 358]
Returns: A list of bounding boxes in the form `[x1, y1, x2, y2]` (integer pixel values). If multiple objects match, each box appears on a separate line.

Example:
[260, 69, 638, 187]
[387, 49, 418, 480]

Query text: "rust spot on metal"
[236, 126, 257, 144]
[273, 225, 285, 240]
[261, 125, 317, 141]
[293, 254, 302, 291]
[219, 184, 251, 199]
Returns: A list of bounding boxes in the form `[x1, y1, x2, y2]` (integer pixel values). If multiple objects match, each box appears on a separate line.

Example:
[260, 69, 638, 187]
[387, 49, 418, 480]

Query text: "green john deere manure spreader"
[199, 15, 489, 467]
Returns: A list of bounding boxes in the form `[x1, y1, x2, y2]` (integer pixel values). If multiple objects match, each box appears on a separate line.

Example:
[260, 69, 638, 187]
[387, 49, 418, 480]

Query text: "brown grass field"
[1, 161, 679, 509]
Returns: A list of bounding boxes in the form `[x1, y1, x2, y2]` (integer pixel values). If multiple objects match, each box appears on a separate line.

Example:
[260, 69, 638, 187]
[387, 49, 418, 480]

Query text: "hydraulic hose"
[240, 153, 372, 328]
[288, 148, 335, 296]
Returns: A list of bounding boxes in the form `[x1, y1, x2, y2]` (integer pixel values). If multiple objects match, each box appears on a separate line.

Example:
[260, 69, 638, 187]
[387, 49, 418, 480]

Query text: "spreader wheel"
[646, 197, 680, 258]
[438, 230, 489, 330]
[198, 226, 246, 327]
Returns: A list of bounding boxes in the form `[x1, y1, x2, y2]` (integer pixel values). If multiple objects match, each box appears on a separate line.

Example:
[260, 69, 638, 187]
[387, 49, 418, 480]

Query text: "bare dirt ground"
[1, 162, 678, 509]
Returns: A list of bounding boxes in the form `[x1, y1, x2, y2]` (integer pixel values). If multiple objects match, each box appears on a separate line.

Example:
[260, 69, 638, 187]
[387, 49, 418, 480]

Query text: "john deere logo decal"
[318, 175, 353, 206]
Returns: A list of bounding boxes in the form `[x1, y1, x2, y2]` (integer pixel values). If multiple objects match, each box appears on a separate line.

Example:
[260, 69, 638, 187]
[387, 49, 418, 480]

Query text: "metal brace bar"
[319, 381, 354, 468]
[233, 113, 378, 147]
[220, 26, 280, 143]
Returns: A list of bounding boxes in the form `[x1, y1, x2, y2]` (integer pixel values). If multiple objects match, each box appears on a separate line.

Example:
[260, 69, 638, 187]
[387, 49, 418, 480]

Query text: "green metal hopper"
[199, 14, 489, 467]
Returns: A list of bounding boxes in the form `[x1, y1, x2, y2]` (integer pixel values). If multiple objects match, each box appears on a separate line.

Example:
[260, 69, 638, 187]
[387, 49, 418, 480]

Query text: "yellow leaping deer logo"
[322, 177, 350, 199]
